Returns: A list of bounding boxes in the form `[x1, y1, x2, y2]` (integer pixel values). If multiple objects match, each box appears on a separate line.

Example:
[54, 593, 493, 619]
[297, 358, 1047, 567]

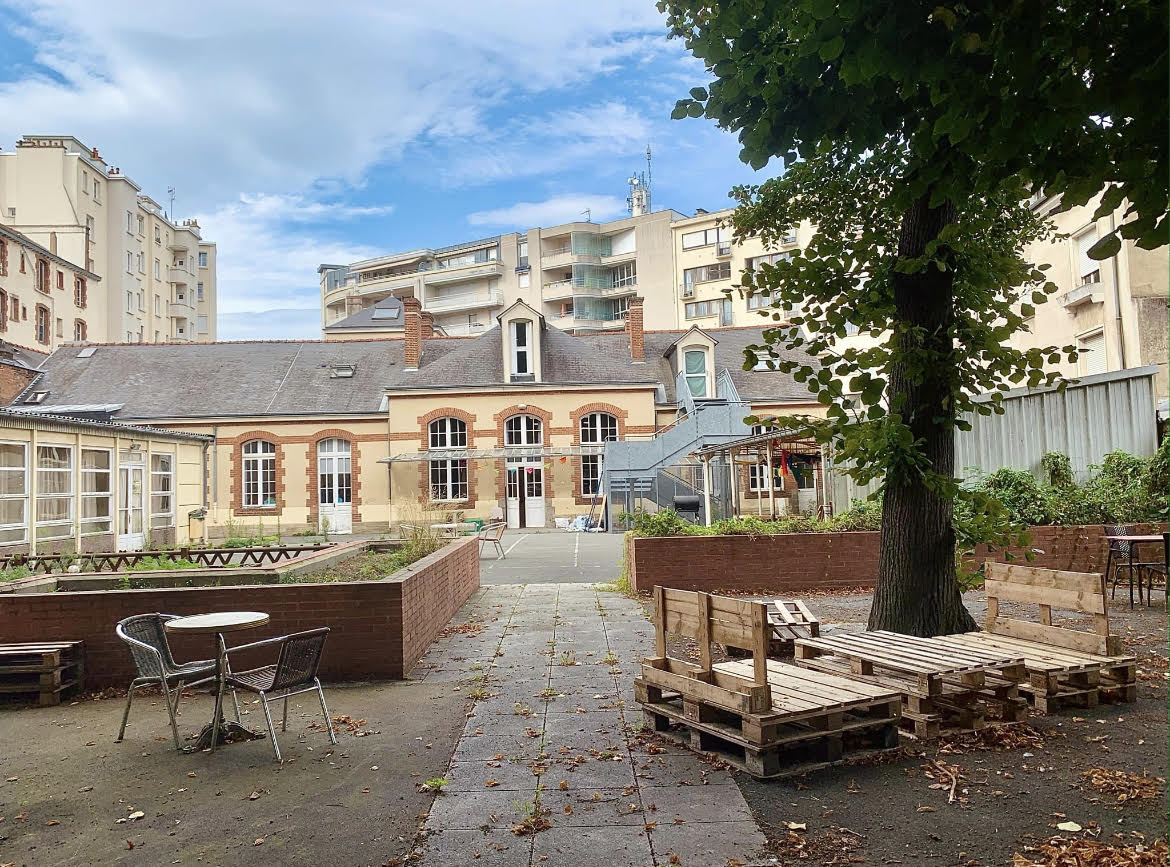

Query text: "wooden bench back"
[984, 562, 1118, 656]
[653, 586, 771, 688]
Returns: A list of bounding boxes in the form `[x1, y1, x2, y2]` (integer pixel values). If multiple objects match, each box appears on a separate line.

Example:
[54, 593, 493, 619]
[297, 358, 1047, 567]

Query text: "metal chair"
[478, 521, 506, 560]
[115, 613, 221, 751]
[1142, 532, 1169, 605]
[1104, 524, 1163, 608]
[221, 628, 336, 762]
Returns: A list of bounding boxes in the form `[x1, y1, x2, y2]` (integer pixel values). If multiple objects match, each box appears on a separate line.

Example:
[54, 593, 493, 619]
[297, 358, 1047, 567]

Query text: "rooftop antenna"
[167, 186, 176, 220]
[582, 207, 592, 222]
[627, 144, 653, 216]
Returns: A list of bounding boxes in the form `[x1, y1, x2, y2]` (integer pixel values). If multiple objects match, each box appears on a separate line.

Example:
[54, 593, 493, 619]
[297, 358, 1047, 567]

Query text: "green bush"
[127, 555, 200, 572]
[0, 564, 32, 582]
[623, 500, 883, 538]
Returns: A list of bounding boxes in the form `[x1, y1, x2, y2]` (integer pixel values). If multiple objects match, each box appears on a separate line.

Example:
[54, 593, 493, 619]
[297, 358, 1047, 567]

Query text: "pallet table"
[794, 631, 1027, 738]
[0, 641, 84, 706]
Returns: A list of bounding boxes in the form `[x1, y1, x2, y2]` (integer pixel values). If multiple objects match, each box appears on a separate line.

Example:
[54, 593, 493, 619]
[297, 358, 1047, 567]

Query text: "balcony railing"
[424, 289, 503, 312]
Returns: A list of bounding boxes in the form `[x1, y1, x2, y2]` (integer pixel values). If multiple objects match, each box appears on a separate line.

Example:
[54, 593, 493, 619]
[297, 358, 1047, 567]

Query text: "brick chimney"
[403, 296, 422, 370]
[627, 296, 645, 363]
[419, 310, 435, 339]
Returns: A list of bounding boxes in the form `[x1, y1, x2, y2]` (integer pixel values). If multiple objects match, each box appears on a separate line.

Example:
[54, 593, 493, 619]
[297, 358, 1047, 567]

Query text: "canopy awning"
[381, 444, 605, 463]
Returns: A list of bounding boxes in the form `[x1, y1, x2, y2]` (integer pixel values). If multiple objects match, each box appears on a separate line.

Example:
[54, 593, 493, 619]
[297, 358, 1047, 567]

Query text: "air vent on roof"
[77, 346, 97, 358]
[24, 391, 48, 405]
[330, 364, 356, 379]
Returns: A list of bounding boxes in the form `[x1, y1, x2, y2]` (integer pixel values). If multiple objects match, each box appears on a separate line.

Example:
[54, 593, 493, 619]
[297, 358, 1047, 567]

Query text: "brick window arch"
[306, 429, 364, 524]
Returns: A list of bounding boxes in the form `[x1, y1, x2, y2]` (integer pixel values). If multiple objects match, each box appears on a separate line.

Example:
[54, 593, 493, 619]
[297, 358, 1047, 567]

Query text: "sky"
[0, 1, 778, 340]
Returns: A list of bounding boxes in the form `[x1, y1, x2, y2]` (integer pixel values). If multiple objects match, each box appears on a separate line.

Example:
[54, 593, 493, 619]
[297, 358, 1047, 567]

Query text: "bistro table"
[430, 522, 478, 538]
[1103, 534, 1168, 608]
[165, 611, 270, 752]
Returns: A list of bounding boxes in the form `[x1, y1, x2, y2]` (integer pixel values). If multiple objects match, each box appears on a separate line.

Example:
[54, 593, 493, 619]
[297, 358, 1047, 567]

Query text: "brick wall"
[627, 523, 1168, 594]
[0, 536, 480, 689]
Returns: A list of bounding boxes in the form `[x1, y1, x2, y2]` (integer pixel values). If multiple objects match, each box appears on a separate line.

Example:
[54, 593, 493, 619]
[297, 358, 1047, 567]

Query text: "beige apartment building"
[1014, 192, 1168, 401]
[0, 135, 217, 349]
[0, 224, 99, 351]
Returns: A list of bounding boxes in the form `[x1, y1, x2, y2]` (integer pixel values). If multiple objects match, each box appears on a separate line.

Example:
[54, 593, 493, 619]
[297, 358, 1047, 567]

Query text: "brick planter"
[0, 536, 480, 690]
[626, 523, 1167, 595]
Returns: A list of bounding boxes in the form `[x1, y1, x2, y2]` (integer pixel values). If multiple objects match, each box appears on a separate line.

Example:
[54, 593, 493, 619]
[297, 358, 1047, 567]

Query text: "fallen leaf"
[46, 820, 59, 826]
[78, 786, 93, 793]
[248, 791, 261, 801]
[558, 780, 568, 791]
[485, 780, 500, 788]
[127, 811, 144, 821]
[916, 806, 936, 813]
[254, 837, 265, 846]
[784, 821, 807, 831]
[125, 840, 135, 850]
[1056, 821, 1082, 832]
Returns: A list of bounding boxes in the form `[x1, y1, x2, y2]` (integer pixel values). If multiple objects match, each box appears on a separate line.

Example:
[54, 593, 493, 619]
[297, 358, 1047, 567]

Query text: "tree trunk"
[868, 194, 977, 636]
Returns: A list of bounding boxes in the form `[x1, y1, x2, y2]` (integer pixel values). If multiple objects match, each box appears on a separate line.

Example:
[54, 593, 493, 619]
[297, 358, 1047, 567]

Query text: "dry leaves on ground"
[938, 724, 1052, 755]
[438, 621, 485, 639]
[766, 825, 866, 864]
[1013, 834, 1167, 866]
[1080, 767, 1165, 803]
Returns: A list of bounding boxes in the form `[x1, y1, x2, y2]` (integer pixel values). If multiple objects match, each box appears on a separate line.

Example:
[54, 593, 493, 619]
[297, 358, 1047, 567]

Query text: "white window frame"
[241, 440, 277, 508]
[35, 444, 74, 540]
[511, 319, 532, 376]
[198, 251, 208, 268]
[0, 442, 28, 544]
[683, 349, 708, 398]
[429, 458, 468, 502]
[579, 411, 617, 496]
[154, 258, 161, 279]
[80, 447, 112, 535]
[429, 417, 467, 449]
[150, 453, 175, 528]
[504, 414, 543, 447]
[196, 282, 204, 301]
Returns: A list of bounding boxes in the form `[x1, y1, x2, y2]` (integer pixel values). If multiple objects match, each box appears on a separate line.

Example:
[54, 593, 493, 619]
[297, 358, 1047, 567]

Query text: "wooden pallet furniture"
[764, 599, 820, 655]
[794, 630, 1027, 739]
[0, 641, 84, 706]
[636, 588, 902, 777]
[938, 562, 1137, 713]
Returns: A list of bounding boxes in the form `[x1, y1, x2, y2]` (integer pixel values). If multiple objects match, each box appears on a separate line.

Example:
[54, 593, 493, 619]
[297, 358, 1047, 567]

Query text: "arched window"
[579, 412, 618, 496]
[317, 438, 352, 507]
[241, 439, 276, 508]
[427, 418, 468, 501]
[683, 348, 708, 397]
[504, 414, 542, 447]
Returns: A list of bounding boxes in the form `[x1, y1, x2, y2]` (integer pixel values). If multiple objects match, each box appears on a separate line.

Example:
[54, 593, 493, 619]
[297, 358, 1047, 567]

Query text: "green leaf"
[819, 35, 845, 61]
[689, 87, 708, 102]
[1086, 233, 1121, 261]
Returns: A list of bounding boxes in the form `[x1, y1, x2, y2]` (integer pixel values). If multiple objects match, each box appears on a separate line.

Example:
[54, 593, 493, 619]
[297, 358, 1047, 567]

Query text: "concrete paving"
[479, 530, 626, 585]
[409, 582, 769, 867]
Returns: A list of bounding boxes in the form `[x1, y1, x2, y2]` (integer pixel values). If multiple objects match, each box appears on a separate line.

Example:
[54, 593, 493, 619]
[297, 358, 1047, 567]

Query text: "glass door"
[117, 464, 145, 550]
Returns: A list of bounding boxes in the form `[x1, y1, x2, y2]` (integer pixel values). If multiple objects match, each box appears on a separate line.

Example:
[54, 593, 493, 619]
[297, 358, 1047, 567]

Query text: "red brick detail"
[415, 407, 477, 449]
[227, 430, 287, 517]
[492, 405, 554, 448]
[305, 429, 365, 526]
[569, 403, 630, 505]
[419, 310, 435, 339]
[627, 296, 645, 361]
[403, 296, 422, 369]
[417, 457, 478, 509]
[0, 537, 480, 689]
[0, 363, 38, 403]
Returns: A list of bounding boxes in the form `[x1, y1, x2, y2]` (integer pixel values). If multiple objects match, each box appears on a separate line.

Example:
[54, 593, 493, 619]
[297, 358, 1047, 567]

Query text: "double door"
[117, 464, 146, 551]
[505, 460, 545, 529]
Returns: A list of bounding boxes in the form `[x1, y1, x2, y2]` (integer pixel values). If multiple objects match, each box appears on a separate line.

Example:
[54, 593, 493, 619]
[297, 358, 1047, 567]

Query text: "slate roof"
[13, 325, 819, 422]
[322, 297, 405, 332]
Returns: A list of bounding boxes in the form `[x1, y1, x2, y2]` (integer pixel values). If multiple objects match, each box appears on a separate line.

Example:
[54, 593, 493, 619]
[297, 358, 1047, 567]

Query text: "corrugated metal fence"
[829, 366, 1160, 510]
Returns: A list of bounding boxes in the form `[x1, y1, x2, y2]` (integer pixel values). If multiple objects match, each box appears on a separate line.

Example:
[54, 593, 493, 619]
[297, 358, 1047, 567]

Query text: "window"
[198, 251, 208, 268]
[0, 239, 6, 277]
[611, 262, 637, 288]
[150, 453, 174, 528]
[136, 252, 144, 273]
[81, 171, 89, 194]
[74, 319, 87, 341]
[196, 315, 208, 334]
[683, 349, 708, 397]
[747, 290, 772, 310]
[683, 262, 732, 287]
[91, 181, 100, 203]
[56, 270, 64, 291]
[80, 448, 112, 534]
[154, 258, 161, 279]
[34, 305, 50, 344]
[11, 297, 18, 321]
[748, 462, 783, 492]
[429, 417, 467, 449]
[55, 318, 63, 338]
[0, 290, 6, 331]
[511, 319, 532, 377]
[1076, 228, 1101, 286]
[1078, 330, 1107, 376]
[317, 439, 352, 507]
[0, 443, 28, 544]
[241, 440, 276, 508]
[504, 415, 543, 447]
[85, 214, 94, 240]
[154, 226, 161, 244]
[137, 291, 144, 311]
[517, 241, 528, 268]
[74, 277, 87, 308]
[36, 259, 50, 293]
[790, 457, 816, 490]
[154, 330, 160, 342]
[518, 272, 530, 289]
[429, 459, 467, 501]
[36, 445, 73, 540]
[579, 412, 618, 496]
[137, 215, 145, 235]
[680, 226, 726, 250]
[127, 211, 135, 233]
[684, 301, 716, 319]
[126, 252, 133, 273]
[154, 295, 161, 316]
[196, 281, 204, 301]
[126, 290, 134, 312]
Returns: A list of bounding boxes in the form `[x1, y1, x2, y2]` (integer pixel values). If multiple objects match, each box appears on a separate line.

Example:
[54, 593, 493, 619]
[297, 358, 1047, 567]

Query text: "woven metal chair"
[115, 613, 222, 751]
[222, 628, 336, 762]
[1105, 524, 1163, 607]
[478, 521, 506, 560]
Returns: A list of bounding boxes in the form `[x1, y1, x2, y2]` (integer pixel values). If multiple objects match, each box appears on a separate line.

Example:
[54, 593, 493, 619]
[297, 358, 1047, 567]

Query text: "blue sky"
[0, 1, 778, 340]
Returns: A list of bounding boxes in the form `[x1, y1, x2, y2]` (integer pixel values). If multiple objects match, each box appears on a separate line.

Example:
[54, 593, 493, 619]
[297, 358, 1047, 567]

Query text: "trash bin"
[467, 518, 485, 533]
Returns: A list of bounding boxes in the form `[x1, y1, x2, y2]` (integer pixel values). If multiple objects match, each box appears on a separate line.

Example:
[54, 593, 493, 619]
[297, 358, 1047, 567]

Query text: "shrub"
[977, 468, 1054, 525]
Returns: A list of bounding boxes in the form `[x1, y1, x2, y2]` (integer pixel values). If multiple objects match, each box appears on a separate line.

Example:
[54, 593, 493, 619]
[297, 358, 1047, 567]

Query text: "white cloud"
[468, 194, 629, 229]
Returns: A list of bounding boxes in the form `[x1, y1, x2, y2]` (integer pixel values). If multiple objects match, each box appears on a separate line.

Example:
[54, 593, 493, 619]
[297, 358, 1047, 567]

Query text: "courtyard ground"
[479, 529, 625, 585]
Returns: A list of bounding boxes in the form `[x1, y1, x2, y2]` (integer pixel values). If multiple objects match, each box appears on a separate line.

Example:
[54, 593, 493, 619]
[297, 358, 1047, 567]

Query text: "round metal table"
[165, 611, 270, 751]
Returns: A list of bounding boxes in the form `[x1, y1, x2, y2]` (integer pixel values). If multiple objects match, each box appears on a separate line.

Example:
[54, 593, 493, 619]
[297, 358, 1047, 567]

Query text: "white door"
[117, 464, 146, 551]
[505, 461, 545, 528]
[317, 438, 353, 535]
[505, 463, 521, 529]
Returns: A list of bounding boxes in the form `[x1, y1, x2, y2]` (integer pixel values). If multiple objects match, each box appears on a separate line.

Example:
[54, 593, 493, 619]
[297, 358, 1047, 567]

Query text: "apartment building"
[0, 224, 98, 352]
[0, 135, 217, 347]
[1014, 191, 1168, 401]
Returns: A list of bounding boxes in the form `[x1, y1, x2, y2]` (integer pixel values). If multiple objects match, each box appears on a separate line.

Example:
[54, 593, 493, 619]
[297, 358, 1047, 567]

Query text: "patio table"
[165, 611, 270, 752]
[1103, 534, 1168, 608]
[430, 522, 477, 538]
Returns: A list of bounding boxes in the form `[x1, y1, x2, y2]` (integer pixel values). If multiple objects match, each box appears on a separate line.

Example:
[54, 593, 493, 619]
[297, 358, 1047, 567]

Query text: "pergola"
[692, 428, 822, 524]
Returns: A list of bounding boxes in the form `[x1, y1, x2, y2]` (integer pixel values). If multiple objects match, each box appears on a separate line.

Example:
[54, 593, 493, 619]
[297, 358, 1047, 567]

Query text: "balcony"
[1060, 279, 1104, 309]
[169, 302, 193, 319]
[542, 280, 574, 301]
[167, 267, 190, 286]
[540, 248, 600, 269]
[550, 313, 627, 332]
[420, 260, 504, 287]
[423, 288, 503, 313]
[436, 321, 490, 337]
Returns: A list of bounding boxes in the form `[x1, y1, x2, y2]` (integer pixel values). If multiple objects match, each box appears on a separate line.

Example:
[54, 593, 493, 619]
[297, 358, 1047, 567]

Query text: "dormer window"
[683, 349, 708, 397]
[512, 320, 532, 377]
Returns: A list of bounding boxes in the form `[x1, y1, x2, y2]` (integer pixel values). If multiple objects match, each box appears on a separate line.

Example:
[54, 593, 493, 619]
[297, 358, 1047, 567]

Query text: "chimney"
[419, 310, 435, 339]
[627, 296, 645, 363]
[403, 296, 422, 370]
[345, 293, 362, 317]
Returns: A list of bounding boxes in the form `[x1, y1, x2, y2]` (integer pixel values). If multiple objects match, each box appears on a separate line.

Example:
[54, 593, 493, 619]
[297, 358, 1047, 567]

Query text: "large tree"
[659, 0, 1168, 635]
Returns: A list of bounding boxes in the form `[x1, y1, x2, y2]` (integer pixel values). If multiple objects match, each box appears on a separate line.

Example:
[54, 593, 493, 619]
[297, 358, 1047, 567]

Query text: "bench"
[0, 641, 85, 706]
[939, 562, 1137, 712]
[635, 588, 901, 777]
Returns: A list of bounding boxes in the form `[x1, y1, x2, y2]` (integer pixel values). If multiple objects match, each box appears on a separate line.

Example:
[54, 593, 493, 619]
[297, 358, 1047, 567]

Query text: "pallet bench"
[636, 588, 902, 778]
[0, 642, 84, 706]
[764, 599, 820, 655]
[794, 630, 1027, 739]
[940, 563, 1137, 713]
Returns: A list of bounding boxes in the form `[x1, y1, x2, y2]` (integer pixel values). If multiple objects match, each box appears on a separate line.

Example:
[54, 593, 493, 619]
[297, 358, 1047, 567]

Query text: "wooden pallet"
[794, 630, 1026, 738]
[764, 599, 820, 656]
[0, 642, 84, 706]
[636, 658, 901, 778]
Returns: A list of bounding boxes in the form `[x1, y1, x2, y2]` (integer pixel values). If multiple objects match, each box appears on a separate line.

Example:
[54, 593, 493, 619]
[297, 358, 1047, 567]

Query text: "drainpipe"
[1107, 213, 1127, 369]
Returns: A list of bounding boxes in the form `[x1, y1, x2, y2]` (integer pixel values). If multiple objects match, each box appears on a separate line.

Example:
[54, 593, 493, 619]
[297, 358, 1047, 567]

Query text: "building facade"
[1014, 192, 1169, 401]
[0, 135, 217, 348]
